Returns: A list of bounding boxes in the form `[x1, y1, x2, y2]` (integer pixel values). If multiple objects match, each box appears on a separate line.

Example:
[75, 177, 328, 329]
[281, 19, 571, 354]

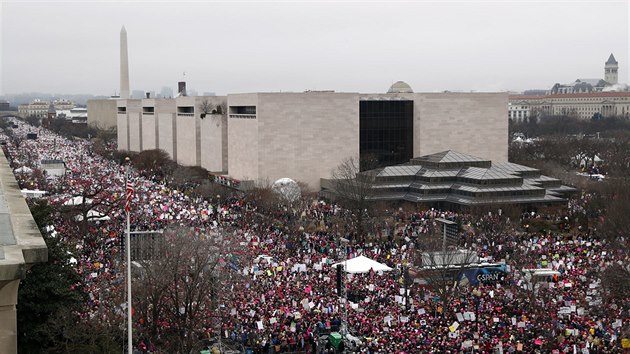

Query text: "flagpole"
[125, 157, 132, 354]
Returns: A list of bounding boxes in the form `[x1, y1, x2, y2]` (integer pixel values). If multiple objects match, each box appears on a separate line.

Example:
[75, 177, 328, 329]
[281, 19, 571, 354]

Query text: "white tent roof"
[332, 255, 393, 274]
[14, 166, 33, 174]
[64, 196, 94, 206]
[74, 210, 110, 221]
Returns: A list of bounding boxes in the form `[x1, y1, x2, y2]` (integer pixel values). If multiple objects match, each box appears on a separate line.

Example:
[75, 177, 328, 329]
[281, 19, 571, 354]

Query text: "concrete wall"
[256, 92, 360, 189]
[141, 114, 157, 150]
[0, 152, 47, 353]
[174, 97, 199, 166]
[197, 96, 227, 173]
[153, 99, 175, 154]
[414, 93, 508, 162]
[141, 99, 157, 150]
[117, 112, 128, 151]
[157, 112, 176, 161]
[87, 99, 117, 129]
[116, 99, 129, 151]
[199, 115, 226, 172]
[227, 93, 259, 181]
[126, 100, 142, 152]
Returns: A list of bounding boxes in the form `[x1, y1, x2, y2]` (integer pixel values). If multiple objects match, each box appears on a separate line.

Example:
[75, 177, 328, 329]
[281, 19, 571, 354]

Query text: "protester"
[1, 119, 628, 354]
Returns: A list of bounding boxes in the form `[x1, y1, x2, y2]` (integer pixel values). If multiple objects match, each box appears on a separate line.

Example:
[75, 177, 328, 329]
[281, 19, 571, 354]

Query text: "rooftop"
[606, 53, 618, 65]
[329, 150, 576, 207]
[509, 91, 630, 100]
[387, 81, 414, 94]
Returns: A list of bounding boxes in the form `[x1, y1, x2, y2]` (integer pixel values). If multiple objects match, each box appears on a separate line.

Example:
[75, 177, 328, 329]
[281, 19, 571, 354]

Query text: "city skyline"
[1, 0, 628, 96]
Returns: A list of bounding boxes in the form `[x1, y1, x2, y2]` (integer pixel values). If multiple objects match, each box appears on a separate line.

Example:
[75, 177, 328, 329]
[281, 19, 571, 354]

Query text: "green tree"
[18, 200, 87, 353]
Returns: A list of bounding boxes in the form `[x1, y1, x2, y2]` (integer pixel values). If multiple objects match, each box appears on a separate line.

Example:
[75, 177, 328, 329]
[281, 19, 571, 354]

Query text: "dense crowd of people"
[1, 119, 629, 353]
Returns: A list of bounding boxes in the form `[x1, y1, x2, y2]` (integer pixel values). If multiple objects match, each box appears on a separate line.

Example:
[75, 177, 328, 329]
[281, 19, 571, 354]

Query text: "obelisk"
[120, 26, 130, 99]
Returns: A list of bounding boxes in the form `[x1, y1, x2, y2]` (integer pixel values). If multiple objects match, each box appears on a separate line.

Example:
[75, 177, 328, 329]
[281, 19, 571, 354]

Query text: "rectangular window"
[229, 106, 257, 115]
[228, 106, 257, 119]
[177, 106, 194, 116]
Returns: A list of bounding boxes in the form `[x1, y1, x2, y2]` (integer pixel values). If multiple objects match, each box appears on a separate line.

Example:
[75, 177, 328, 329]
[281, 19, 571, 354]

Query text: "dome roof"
[387, 81, 413, 94]
[272, 178, 301, 203]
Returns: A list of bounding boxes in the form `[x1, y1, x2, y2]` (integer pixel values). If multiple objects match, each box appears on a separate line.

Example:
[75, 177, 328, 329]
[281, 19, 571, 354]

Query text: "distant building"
[52, 99, 74, 111]
[549, 54, 621, 94]
[509, 92, 630, 121]
[550, 79, 610, 95]
[18, 99, 75, 118]
[47, 103, 56, 119]
[0, 100, 10, 111]
[68, 107, 88, 124]
[509, 54, 628, 120]
[604, 53, 619, 85]
[18, 100, 48, 118]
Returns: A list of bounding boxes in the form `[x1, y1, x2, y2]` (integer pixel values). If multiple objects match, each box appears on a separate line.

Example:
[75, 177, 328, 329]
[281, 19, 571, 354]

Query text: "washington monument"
[120, 26, 130, 99]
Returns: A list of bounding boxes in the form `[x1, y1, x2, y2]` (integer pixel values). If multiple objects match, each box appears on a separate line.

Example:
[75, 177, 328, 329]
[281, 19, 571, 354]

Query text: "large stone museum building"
[112, 82, 507, 189]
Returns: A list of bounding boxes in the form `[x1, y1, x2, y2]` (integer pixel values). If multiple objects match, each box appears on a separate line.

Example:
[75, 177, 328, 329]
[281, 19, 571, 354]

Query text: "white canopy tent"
[74, 210, 110, 222]
[14, 166, 33, 174]
[332, 255, 393, 274]
[64, 196, 94, 206]
[21, 189, 47, 198]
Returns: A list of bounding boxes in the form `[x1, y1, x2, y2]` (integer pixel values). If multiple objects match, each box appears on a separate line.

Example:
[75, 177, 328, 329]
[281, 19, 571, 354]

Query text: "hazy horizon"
[1, 0, 628, 96]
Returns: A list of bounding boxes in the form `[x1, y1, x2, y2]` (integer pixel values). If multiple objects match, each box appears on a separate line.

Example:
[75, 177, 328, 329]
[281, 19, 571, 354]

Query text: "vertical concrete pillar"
[0, 278, 20, 352]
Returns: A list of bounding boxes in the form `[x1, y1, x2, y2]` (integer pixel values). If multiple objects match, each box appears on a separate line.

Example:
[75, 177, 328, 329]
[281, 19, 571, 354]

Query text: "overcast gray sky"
[1, 0, 628, 96]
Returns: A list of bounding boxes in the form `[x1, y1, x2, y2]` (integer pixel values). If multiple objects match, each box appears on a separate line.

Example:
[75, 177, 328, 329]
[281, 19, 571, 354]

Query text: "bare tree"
[94, 126, 118, 145]
[60, 173, 122, 234]
[215, 100, 227, 116]
[411, 231, 479, 316]
[600, 263, 630, 306]
[199, 99, 227, 119]
[242, 178, 282, 215]
[330, 156, 378, 242]
[25, 115, 41, 127]
[132, 226, 244, 353]
[198, 99, 214, 119]
[599, 180, 630, 242]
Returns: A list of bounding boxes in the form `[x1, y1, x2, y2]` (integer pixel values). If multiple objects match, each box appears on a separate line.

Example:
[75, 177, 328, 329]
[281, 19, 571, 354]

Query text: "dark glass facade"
[359, 100, 414, 170]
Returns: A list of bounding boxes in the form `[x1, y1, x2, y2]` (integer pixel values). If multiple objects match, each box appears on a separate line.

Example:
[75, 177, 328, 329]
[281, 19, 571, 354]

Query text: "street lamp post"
[472, 288, 482, 352]
[435, 218, 457, 253]
[337, 236, 350, 337]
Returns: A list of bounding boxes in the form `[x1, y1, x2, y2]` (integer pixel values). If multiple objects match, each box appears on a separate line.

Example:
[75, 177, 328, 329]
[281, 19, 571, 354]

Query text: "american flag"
[125, 180, 134, 213]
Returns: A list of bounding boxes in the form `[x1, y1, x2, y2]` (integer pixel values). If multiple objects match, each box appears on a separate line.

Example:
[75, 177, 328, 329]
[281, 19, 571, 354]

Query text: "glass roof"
[360, 150, 575, 206]
[377, 165, 422, 177]
[457, 167, 519, 180]
[413, 150, 491, 164]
